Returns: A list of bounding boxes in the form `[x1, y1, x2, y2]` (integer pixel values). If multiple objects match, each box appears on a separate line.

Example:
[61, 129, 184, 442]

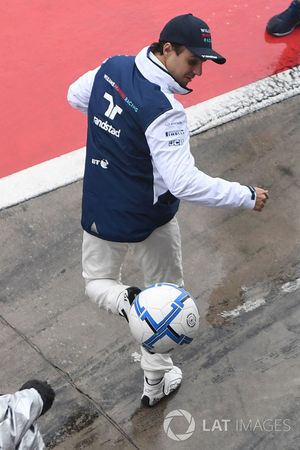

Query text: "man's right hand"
[254, 187, 269, 211]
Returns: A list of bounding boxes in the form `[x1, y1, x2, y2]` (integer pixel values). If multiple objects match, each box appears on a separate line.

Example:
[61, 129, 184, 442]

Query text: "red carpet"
[1, 0, 299, 177]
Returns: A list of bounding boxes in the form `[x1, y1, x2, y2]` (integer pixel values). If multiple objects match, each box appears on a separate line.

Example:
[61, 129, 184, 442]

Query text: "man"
[0, 380, 55, 449]
[67, 13, 269, 407]
[266, 0, 300, 36]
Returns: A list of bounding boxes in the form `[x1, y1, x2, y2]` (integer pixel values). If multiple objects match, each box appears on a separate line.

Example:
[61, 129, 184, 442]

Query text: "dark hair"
[20, 379, 55, 415]
[150, 41, 185, 55]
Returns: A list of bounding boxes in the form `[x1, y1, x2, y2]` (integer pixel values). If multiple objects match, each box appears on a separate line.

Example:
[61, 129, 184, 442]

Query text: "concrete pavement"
[1, 94, 300, 449]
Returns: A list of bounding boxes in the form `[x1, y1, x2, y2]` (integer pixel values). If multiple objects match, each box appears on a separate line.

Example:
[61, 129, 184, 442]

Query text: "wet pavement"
[1, 94, 300, 449]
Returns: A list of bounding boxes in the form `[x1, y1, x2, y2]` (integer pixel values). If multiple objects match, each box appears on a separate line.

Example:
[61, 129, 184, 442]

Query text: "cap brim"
[187, 46, 226, 64]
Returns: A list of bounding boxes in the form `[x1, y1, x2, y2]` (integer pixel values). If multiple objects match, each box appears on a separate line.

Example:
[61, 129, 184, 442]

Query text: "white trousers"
[82, 217, 184, 379]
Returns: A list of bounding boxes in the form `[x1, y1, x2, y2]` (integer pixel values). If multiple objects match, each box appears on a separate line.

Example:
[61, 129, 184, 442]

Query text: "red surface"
[1, 0, 300, 178]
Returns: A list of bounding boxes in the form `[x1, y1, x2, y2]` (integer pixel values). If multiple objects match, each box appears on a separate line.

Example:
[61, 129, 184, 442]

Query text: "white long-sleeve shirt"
[68, 47, 255, 211]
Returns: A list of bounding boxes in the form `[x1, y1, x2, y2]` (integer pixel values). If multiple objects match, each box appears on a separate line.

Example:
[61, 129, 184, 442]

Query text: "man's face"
[163, 44, 206, 87]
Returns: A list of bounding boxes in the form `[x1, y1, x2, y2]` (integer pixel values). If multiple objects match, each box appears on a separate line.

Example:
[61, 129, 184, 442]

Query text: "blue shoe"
[266, 1, 300, 36]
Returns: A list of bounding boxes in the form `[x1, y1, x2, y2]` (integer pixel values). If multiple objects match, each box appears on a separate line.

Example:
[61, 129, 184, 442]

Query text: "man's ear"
[162, 42, 174, 57]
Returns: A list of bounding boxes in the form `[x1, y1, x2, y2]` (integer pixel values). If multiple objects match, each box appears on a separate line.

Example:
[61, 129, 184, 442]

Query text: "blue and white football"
[128, 283, 200, 353]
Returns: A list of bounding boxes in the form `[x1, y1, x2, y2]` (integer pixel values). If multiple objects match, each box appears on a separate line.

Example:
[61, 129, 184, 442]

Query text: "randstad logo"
[93, 116, 121, 137]
[163, 410, 195, 441]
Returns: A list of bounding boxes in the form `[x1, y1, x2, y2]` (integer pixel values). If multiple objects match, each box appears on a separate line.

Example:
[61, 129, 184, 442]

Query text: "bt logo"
[92, 158, 109, 169]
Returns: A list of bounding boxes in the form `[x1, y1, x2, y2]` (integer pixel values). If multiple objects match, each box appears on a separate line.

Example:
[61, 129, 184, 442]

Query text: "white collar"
[135, 47, 191, 95]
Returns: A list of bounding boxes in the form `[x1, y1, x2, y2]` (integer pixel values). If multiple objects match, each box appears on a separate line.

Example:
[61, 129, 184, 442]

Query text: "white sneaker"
[141, 366, 182, 406]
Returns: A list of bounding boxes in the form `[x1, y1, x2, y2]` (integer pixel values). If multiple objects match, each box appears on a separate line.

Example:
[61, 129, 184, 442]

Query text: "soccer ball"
[128, 283, 200, 354]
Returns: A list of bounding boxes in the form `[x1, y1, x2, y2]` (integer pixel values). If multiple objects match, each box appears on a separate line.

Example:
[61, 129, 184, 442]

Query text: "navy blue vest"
[82, 55, 180, 242]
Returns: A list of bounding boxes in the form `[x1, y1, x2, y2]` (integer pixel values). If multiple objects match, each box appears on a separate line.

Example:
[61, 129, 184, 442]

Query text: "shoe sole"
[141, 395, 151, 407]
[141, 382, 182, 407]
[141, 391, 165, 407]
[267, 22, 300, 36]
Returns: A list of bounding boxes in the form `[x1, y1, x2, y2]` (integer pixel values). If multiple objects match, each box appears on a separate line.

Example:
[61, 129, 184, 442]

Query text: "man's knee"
[84, 279, 126, 315]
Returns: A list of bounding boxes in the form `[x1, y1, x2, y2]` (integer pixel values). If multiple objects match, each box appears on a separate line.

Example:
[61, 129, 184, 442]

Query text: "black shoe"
[120, 286, 141, 321]
[266, 1, 300, 36]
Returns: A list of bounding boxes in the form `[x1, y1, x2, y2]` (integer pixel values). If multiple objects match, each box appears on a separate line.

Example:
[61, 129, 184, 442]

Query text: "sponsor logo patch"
[92, 158, 109, 169]
[165, 130, 184, 137]
[165, 120, 184, 127]
[93, 116, 121, 137]
[168, 138, 184, 147]
[104, 74, 139, 112]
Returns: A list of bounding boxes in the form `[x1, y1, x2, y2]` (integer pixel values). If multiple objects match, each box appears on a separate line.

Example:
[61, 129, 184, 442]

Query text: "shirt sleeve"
[145, 107, 256, 209]
[67, 66, 101, 113]
[0, 389, 44, 449]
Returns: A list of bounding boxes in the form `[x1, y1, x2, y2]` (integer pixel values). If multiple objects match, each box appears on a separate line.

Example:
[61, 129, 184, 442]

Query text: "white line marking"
[1, 65, 299, 210]
[186, 65, 300, 135]
[220, 298, 266, 318]
[281, 278, 300, 293]
[0, 147, 85, 210]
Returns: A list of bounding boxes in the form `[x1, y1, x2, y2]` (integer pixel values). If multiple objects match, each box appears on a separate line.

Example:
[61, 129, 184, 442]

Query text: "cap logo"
[202, 54, 218, 59]
[200, 28, 211, 43]
[201, 36, 211, 44]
